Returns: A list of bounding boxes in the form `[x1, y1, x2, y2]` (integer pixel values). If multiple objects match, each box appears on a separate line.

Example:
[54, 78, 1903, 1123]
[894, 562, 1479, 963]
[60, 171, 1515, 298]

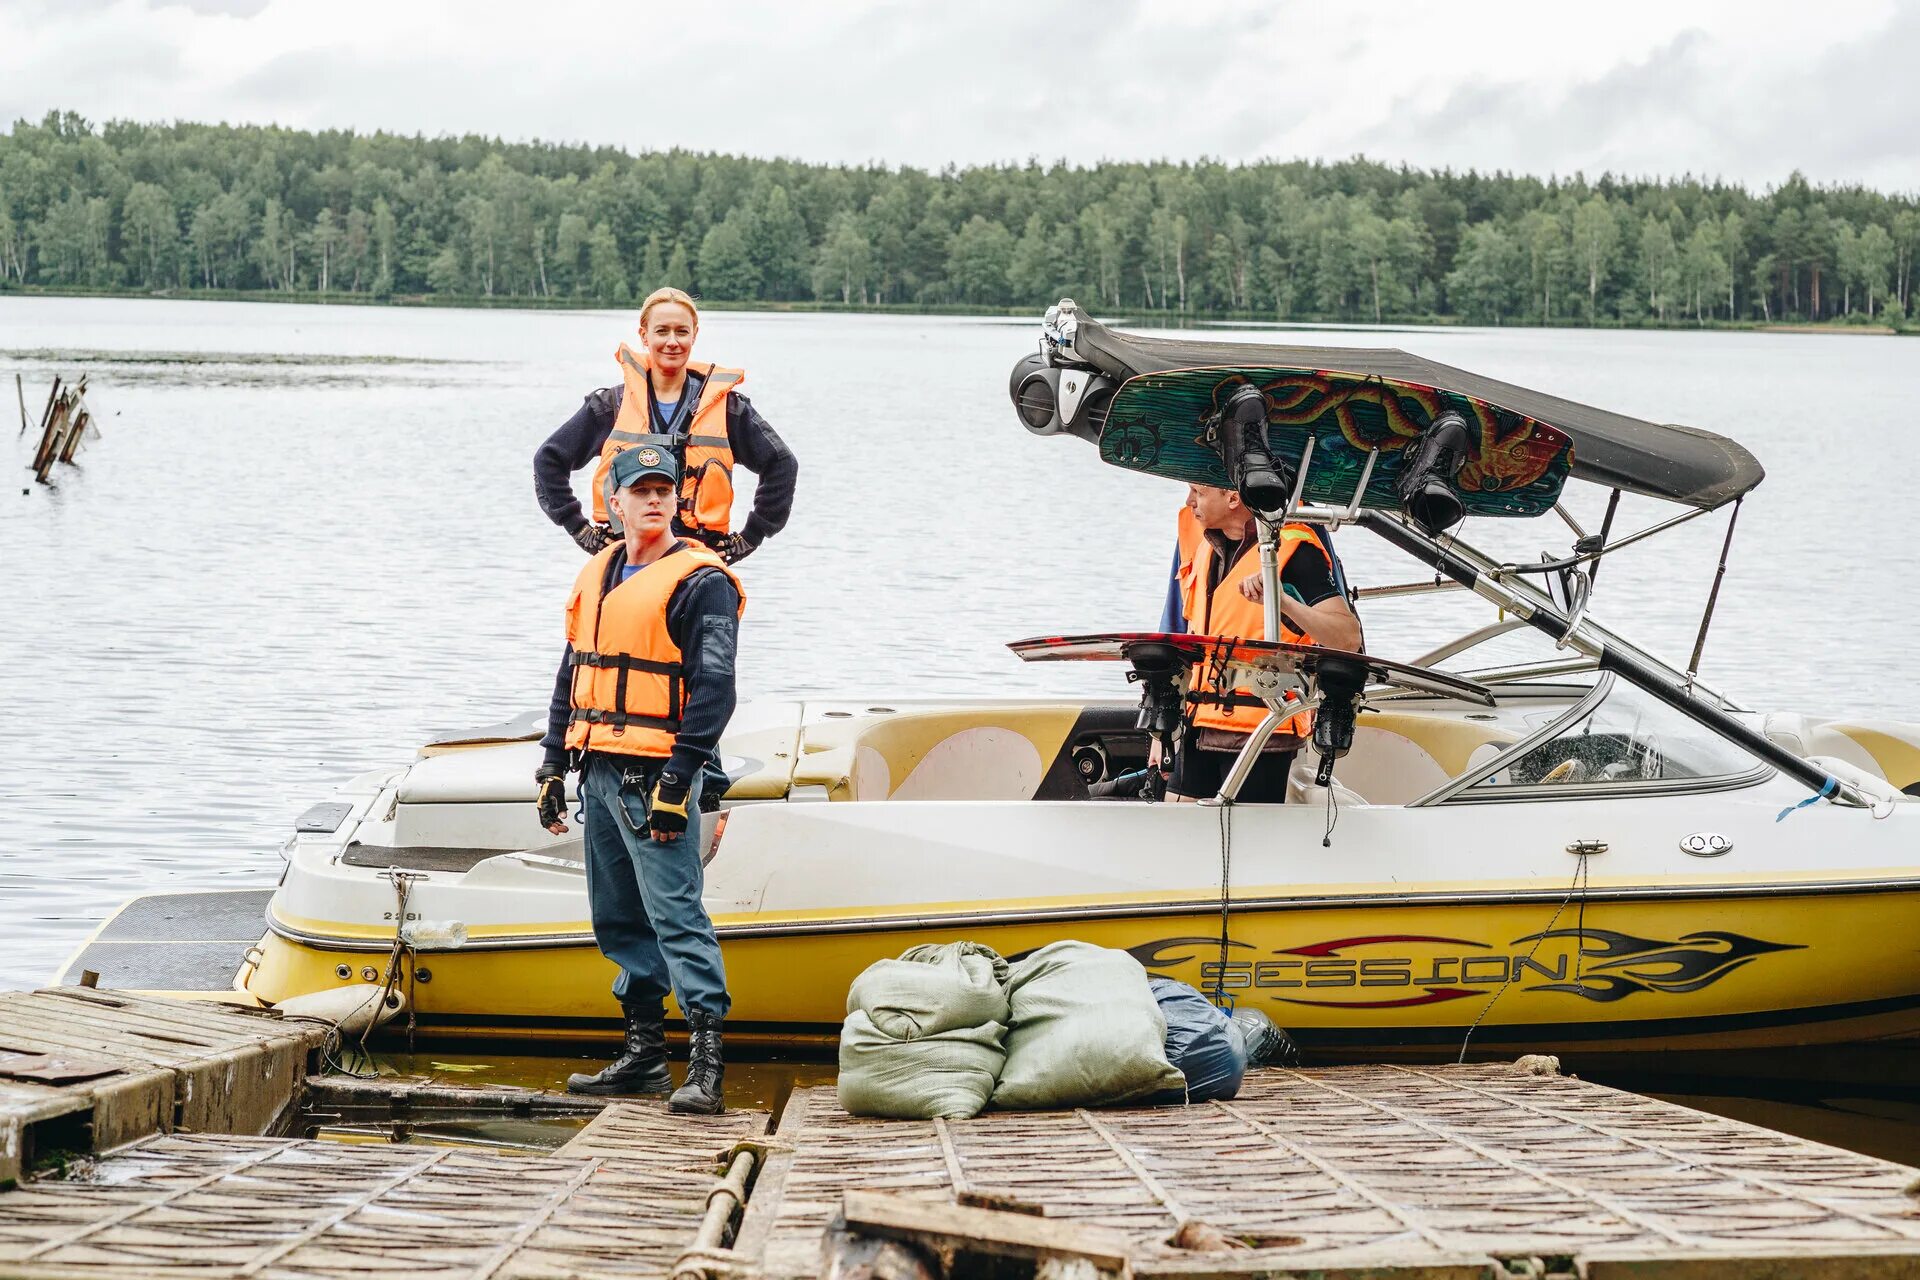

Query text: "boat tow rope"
[1214, 798, 1235, 1011]
[1455, 850, 1592, 1064]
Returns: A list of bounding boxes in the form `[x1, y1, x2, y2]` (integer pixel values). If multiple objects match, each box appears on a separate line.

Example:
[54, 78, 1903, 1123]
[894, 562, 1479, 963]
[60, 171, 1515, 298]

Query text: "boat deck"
[57, 889, 272, 993]
[3, 990, 1919, 1278]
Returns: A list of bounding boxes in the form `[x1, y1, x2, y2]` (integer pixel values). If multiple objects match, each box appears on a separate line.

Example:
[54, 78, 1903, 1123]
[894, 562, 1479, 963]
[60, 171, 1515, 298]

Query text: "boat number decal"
[1127, 928, 1802, 1008]
[1680, 832, 1733, 857]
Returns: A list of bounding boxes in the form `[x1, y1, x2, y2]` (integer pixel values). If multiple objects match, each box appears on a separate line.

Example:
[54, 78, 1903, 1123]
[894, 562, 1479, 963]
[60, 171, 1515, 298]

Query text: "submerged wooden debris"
[2, 990, 1919, 1278]
[20, 374, 99, 483]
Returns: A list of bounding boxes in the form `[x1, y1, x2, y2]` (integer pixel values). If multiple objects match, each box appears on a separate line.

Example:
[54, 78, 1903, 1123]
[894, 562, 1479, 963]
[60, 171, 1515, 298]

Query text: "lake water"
[2, 299, 1915, 988]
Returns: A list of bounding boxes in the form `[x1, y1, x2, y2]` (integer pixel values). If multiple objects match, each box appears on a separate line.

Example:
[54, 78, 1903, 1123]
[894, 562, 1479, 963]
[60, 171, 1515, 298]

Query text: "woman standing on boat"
[534, 287, 799, 564]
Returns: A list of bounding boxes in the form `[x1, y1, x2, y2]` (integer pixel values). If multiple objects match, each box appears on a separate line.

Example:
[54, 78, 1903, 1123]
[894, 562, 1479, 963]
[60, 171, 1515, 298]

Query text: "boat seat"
[1287, 754, 1369, 808]
[791, 705, 1083, 801]
[1766, 713, 1920, 790]
[1307, 711, 1520, 805]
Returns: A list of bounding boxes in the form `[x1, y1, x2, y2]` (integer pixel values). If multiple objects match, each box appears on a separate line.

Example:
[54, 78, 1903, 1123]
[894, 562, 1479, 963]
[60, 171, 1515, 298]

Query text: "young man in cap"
[535, 444, 742, 1114]
[1171, 483, 1360, 802]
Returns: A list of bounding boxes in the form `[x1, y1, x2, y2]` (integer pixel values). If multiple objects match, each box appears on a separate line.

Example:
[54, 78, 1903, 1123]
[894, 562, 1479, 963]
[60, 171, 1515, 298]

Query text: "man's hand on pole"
[571, 522, 613, 554]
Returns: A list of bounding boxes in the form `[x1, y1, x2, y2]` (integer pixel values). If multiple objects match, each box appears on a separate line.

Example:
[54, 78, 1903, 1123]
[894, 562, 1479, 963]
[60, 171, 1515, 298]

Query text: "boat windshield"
[1463, 678, 1766, 796]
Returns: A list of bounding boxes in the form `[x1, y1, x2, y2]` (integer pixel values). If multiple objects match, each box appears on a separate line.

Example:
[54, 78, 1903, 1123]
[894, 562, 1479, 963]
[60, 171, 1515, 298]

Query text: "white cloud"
[0, 0, 1913, 190]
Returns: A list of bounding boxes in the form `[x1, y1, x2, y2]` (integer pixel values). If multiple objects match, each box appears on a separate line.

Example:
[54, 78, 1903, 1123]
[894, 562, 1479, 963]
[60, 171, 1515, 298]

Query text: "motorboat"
[76, 303, 1920, 1059]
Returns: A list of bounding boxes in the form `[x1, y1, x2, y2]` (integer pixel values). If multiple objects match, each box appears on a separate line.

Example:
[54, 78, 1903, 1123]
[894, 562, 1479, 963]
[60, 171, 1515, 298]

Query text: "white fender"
[275, 983, 405, 1035]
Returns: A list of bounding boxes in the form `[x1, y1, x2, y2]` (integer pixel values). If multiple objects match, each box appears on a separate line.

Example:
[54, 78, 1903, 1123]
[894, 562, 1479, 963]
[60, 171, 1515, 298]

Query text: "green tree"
[697, 209, 758, 299]
[1857, 222, 1894, 317]
[253, 197, 289, 290]
[1571, 196, 1617, 323]
[1719, 211, 1746, 318]
[639, 231, 666, 294]
[370, 198, 396, 295]
[1445, 223, 1522, 324]
[749, 186, 809, 299]
[554, 212, 589, 296]
[664, 240, 693, 291]
[1518, 209, 1568, 323]
[188, 191, 248, 289]
[311, 208, 339, 293]
[811, 211, 872, 304]
[945, 215, 1013, 305]
[1637, 214, 1679, 323]
[1892, 210, 1920, 312]
[121, 182, 177, 287]
[1681, 220, 1730, 323]
[587, 219, 629, 303]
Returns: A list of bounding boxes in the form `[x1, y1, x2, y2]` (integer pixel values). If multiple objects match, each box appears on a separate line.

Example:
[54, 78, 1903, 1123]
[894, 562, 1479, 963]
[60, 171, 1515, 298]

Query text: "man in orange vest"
[534, 445, 742, 1113]
[1172, 483, 1361, 802]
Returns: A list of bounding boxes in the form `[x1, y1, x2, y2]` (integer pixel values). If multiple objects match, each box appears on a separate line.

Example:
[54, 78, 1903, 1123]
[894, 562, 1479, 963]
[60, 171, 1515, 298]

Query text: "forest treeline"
[3, 110, 1918, 326]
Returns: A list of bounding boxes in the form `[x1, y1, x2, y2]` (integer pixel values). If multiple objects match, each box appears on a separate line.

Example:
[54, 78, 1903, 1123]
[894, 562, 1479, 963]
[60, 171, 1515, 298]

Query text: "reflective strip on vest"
[1180, 523, 1327, 738]
[593, 345, 744, 535]
[563, 542, 746, 759]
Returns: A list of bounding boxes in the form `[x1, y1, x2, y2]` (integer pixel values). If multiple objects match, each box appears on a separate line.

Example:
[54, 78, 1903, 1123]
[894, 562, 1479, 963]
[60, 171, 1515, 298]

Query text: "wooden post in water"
[26, 376, 97, 482]
[57, 378, 92, 463]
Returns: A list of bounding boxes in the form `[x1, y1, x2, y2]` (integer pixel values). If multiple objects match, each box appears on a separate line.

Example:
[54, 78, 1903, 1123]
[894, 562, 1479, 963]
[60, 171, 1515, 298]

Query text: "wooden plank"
[841, 1189, 1134, 1270]
[0, 990, 329, 1187]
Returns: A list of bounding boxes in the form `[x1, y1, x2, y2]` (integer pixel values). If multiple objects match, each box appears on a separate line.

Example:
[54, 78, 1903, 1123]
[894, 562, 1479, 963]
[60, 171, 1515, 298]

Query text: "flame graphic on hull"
[1516, 928, 1805, 1002]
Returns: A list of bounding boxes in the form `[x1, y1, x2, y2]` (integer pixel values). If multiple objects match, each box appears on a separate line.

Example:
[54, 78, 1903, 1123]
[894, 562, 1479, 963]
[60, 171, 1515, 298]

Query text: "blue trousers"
[579, 753, 730, 1018]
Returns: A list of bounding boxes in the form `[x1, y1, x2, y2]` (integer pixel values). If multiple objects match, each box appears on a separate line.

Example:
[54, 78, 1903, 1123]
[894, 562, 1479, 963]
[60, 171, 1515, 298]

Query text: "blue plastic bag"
[1147, 977, 1247, 1103]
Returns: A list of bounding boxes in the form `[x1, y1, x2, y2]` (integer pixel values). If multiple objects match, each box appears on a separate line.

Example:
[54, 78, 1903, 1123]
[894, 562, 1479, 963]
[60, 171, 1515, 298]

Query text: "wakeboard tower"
[1008, 299, 1862, 813]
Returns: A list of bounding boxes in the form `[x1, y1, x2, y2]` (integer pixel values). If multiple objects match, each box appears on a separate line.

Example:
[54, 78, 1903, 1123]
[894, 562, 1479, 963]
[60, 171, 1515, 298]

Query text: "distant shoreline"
[0, 285, 1906, 337]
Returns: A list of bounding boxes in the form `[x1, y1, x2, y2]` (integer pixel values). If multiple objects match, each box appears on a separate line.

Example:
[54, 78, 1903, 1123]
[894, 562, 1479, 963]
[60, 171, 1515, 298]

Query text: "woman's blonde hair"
[638, 286, 699, 331]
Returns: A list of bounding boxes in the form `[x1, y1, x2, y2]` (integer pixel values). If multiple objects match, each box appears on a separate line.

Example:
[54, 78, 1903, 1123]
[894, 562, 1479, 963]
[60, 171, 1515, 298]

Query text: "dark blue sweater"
[533, 376, 797, 547]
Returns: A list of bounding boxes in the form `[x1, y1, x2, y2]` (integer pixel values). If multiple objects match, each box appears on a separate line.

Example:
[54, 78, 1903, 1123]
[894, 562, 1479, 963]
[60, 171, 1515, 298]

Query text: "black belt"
[569, 652, 681, 676]
[569, 708, 680, 732]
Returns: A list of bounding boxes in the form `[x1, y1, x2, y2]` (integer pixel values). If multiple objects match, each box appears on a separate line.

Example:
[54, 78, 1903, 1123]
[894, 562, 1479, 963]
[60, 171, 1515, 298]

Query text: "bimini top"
[1053, 309, 1764, 510]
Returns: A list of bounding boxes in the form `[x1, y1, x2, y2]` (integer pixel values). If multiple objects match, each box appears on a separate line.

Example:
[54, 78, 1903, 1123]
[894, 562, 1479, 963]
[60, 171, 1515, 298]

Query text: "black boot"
[668, 1009, 725, 1114]
[567, 1002, 674, 1095]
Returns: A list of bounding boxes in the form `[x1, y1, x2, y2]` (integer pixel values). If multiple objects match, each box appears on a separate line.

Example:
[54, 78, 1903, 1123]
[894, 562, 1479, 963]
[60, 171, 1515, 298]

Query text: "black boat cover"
[1062, 315, 1764, 510]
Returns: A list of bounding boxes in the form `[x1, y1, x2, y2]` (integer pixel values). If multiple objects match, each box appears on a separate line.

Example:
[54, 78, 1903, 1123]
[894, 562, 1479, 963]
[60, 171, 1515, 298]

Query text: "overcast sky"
[3, 0, 1915, 192]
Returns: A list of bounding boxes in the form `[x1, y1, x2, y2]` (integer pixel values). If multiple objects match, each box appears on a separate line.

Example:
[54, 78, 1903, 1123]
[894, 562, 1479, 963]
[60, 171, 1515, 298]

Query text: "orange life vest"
[1180, 523, 1327, 739]
[1175, 503, 1204, 571]
[591, 344, 745, 537]
[564, 541, 746, 759]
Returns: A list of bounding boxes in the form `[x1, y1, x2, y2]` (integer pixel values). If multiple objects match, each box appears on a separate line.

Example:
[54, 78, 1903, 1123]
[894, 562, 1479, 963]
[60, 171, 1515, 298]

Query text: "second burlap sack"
[990, 940, 1186, 1109]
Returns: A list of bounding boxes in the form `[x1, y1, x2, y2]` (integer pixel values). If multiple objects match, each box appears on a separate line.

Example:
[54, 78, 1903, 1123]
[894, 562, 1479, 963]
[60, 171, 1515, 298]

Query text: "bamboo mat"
[736, 1064, 1920, 1278]
[0, 1104, 770, 1280]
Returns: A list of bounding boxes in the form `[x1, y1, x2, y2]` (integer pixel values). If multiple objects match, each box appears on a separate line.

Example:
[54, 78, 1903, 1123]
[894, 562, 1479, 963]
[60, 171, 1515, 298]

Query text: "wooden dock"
[3, 991, 1920, 1278]
[0, 988, 328, 1188]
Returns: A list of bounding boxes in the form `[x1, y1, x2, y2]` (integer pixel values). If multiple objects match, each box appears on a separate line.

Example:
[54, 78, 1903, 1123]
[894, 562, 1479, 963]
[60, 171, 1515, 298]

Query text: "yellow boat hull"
[246, 884, 1920, 1056]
